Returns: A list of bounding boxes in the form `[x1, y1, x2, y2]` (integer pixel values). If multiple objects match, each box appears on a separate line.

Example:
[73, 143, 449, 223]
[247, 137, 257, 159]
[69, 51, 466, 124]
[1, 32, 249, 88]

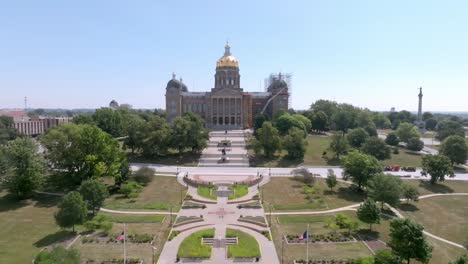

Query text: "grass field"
[75, 219, 173, 263]
[177, 228, 214, 258]
[404, 179, 468, 195]
[104, 176, 186, 211]
[261, 178, 365, 211]
[226, 228, 261, 258]
[98, 212, 166, 223]
[228, 184, 248, 200]
[400, 195, 468, 244]
[0, 192, 74, 263]
[197, 185, 217, 200]
[250, 134, 423, 168]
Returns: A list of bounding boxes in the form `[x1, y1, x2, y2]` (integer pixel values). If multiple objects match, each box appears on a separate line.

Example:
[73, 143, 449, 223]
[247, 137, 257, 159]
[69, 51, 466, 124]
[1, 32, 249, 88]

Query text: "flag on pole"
[299, 230, 308, 240]
[116, 231, 125, 241]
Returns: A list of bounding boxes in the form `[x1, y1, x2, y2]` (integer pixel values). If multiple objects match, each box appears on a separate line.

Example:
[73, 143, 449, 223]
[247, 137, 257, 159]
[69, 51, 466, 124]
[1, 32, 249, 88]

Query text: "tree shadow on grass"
[418, 180, 454, 194]
[277, 157, 303, 167]
[0, 194, 29, 212]
[334, 186, 366, 204]
[31, 194, 61, 208]
[398, 203, 419, 212]
[34, 230, 76, 248]
[357, 229, 381, 240]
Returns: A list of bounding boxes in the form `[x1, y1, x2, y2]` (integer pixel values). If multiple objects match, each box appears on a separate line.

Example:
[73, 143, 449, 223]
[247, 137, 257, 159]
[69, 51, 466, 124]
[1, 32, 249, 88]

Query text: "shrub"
[407, 137, 424, 151]
[120, 180, 142, 198]
[132, 166, 155, 185]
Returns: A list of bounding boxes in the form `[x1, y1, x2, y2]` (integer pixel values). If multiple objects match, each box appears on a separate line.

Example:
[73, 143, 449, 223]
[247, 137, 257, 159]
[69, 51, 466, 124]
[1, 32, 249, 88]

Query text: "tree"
[41, 123, 125, 185]
[342, 151, 382, 190]
[253, 114, 268, 131]
[181, 112, 209, 153]
[312, 111, 329, 132]
[374, 249, 399, 264]
[292, 168, 315, 186]
[347, 128, 370, 149]
[402, 184, 419, 203]
[0, 116, 16, 145]
[328, 132, 349, 159]
[362, 137, 391, 160]
[275, 113, 306, 135]
[385, 132, 400, 146]
[440, 135, 468, 165]
[35, 246, 81, 264]
[132, 166, 155, 185]
[120, 180, 143, 198]
[326, 169, 338, 191]
[406, 137, 424, 151]
[332, 109, 355, 132]
[141, 115, 171, 157]
[335, 213, 359, 234]
[72, 114, 94, 125]
[388, 218, 432, 264]
[256, 122, 281, 157]
[368, 174, 402, 209]
[283, 127, 307, 159]
[122, 114, 146, 154]
[424, 118, 437, 131]
[450, 254, 468, 264]
[1, 138, 45, 199]
[357, 199, 380, 231]
[422, 154, 454, 184]
[78, 179, 109, 215]
[55, 191, 87, 232]
[373, 112, 392, 129]
[93, 107, 124, 137]
[310, 99, 338, 118]
[396, 122, 420, 143]
[292, 114, 312, 133]
[436, 120, 465, 141]
[422, 112, 433, 121]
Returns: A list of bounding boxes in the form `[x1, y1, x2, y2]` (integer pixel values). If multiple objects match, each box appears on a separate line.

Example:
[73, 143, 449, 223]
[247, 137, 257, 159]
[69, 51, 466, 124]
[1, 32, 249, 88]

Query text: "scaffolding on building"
[264, 72, 292, 107]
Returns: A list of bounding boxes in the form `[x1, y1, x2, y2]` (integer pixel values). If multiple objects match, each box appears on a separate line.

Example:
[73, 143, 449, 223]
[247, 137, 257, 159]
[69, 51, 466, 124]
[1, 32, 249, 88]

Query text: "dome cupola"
[216, 42, 239, 68]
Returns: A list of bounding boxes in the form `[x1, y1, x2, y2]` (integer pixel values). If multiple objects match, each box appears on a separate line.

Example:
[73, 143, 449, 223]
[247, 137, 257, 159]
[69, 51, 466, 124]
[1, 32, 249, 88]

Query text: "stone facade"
[165, 43, 289, 129]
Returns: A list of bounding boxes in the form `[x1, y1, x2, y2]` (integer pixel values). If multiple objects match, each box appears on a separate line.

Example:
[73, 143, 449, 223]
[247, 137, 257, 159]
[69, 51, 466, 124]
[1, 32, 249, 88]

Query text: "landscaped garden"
[228, 184, 248, 199]
[103, 176, 186, 211]
[197, 185, 218, 200]
[177, 228, 215, 258]
[226, 228, 261, 258]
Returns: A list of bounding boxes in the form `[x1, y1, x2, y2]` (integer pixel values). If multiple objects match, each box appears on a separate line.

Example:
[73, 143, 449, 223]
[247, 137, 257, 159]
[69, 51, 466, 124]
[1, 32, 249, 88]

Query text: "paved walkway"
[198, 130, 250, 167]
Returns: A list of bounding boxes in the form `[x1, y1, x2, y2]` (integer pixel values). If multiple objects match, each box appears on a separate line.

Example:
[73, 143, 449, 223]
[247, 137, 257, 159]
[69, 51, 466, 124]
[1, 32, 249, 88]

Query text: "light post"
[151, 242, 157, 264]
[169, 204, 173, 226]
[281, 235, 284, 264]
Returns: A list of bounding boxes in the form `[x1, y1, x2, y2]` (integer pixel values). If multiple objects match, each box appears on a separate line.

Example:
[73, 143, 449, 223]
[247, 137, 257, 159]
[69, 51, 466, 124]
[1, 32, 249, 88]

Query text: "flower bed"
[238, 216, 267, 227]
[82, 233, 153, 244]
[286, 232, 355, 244]
[294, 259, 356, 264]
[173, 216, 204, 227]
[84, 259, 142, 264]
[237, 201, 262, 209]
[182, 201, 206, 209]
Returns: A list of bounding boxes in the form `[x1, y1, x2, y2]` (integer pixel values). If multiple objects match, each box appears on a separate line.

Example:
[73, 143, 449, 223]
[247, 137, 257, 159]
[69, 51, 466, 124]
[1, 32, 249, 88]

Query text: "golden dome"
[216, 42, 239, 68]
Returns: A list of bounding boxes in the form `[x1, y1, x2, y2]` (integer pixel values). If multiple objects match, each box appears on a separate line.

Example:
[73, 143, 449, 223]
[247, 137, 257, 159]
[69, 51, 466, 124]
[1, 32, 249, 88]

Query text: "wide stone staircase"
[198, 130, 250, 167]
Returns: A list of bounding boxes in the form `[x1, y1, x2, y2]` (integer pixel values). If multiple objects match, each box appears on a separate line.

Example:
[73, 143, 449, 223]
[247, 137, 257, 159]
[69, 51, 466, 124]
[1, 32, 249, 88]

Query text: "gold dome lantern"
[216, 42, 239, 68]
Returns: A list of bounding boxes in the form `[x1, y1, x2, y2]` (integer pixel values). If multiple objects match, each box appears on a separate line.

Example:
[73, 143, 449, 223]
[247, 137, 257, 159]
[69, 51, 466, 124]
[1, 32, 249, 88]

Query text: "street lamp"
[151, 242, 157, 264]
[169, 204, 174, 226]
[281, 235, 284, 264]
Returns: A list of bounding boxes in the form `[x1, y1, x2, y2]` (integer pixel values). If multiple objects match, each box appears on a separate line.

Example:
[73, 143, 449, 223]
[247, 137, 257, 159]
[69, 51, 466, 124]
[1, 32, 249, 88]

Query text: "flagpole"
[124, 223, 127, 264]
[306, 223, 309, 264]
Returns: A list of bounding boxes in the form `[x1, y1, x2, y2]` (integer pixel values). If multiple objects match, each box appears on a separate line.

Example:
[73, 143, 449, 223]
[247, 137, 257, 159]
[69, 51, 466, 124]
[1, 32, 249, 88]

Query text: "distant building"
[109, 100, 119, 108]
[165, 42, 290, 129]
[0, 110, 71, 136]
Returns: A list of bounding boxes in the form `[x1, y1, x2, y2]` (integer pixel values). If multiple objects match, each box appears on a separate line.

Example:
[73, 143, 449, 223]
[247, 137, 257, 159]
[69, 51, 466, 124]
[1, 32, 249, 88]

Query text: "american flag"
[298, 230, 308, 240]
[116, 231, 125, 241]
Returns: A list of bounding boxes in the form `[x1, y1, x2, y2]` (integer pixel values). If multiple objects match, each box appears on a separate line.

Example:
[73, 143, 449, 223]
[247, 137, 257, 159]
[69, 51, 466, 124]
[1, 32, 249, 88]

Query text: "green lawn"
[228, 184, 248, 200]
[381, 148, 423, 167]
[177, 228, 215, 258]
[226, 228, 261, 258]
[400, 195, 468, 244]
[104, 176, 186, 211]
[0, 192, 74, 263]
[98, 212, 165, 223]
[403, 179, 468, 195]
[262, 178, 365, 211]
[197, 185, 217, 200]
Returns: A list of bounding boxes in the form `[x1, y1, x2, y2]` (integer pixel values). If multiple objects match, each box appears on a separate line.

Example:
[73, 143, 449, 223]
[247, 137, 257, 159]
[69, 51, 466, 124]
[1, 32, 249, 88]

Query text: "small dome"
[109, 100, 119, 108]
[166, 73, 182, 89]
[216, 42, 239, 68]
[268, 79, 288, 90]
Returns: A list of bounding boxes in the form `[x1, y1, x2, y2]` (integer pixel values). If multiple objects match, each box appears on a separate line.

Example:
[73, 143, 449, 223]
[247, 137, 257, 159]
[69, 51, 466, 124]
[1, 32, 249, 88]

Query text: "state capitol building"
[165, 43, 290, 129]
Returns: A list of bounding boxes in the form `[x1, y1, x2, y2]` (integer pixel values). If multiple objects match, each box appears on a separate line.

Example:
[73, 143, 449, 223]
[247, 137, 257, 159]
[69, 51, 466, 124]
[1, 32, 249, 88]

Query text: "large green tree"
[361, 137, 391, 160]
[275, 113, 306, 135]
[182, 112, 209, 153]
[436, 120, 465, 141]
[253, 114, 268, 132]
[283, 127, 307, 159]
[1, 138, 45, 199]
[422, 154, 455, 184]
[311, 111, 329, 132]
[424, 118, 437, 131]
[406, 137, 424, 152]
[373, 112, 392, 129]
[342, 151, 382, 190]
[328, 132, 349, 159]
[141, 115, 171, 157]
[54, 191, 87, 232]
[388, 219, 432, 264]
[385, 132, 400, 146]
[78, 179, 109, 215]
[256, 121, 281, 157]
[41, 123, 125, 185]
[357, 199, 381, 231]
[396, 122, 420, 143]
[450, 254, 468, 264]
[93, 107, 124, 137]
[367, 174, 402, 209]
[310, 99, 338, 118]
[440, 135, 468, 165]
[347, 128, 369, 149]
[292, 114, 312, 133]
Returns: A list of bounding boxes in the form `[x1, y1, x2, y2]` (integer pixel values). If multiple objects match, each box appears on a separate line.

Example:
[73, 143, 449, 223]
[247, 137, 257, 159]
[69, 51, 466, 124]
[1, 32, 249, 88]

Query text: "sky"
[0, 0, 467, 112]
